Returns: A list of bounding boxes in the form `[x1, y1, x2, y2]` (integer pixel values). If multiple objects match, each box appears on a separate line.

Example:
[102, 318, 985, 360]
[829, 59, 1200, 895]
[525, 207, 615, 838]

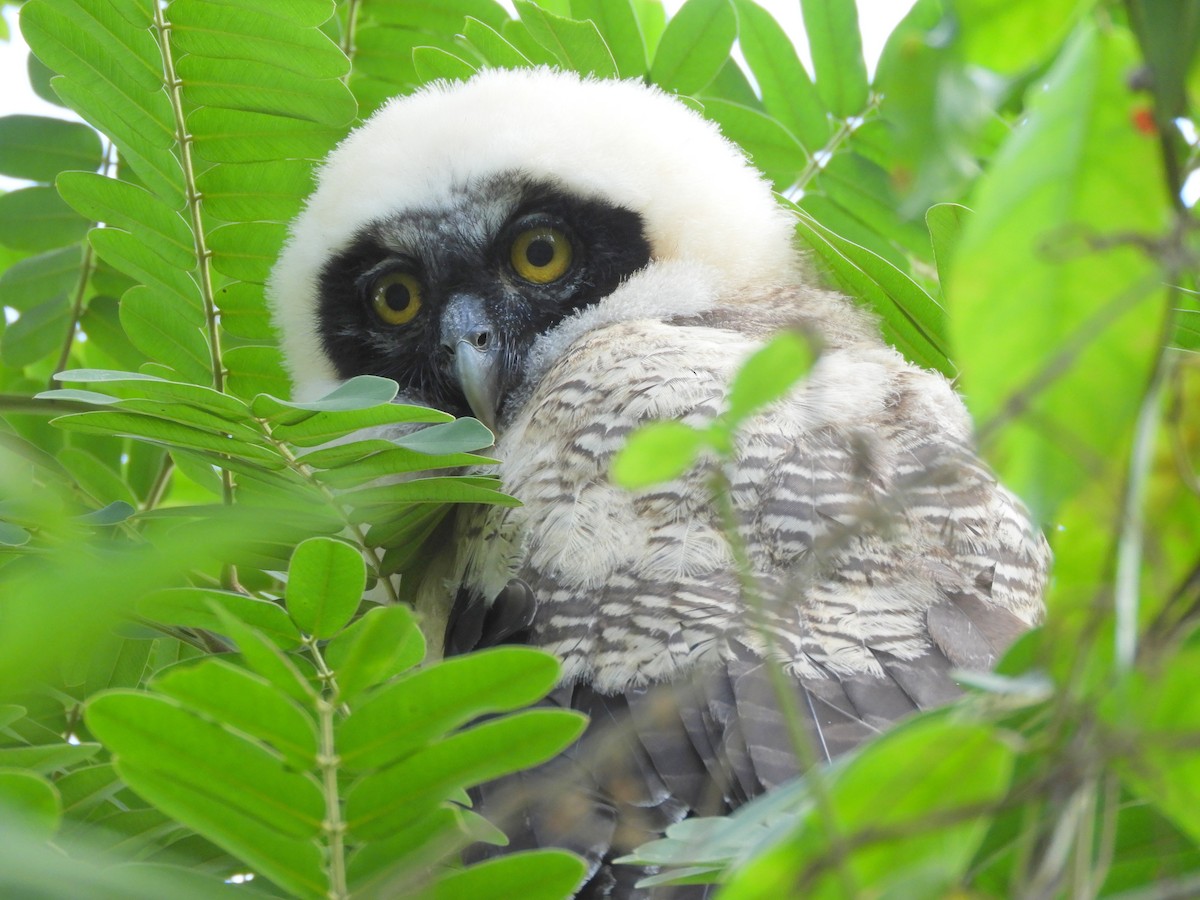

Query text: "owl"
[270, 68, 1049, 898]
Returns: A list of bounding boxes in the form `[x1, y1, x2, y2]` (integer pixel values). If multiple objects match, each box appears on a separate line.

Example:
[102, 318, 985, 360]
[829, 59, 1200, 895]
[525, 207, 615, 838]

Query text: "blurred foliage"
[0, 0, 1197, 897]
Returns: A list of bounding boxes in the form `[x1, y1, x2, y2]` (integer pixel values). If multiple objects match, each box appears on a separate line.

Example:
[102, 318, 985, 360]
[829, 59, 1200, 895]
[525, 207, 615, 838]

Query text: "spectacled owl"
[270, 67, 1049, 899]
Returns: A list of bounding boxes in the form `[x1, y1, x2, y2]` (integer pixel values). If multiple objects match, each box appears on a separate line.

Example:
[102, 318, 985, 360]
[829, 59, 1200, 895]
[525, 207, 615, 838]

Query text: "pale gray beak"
[441, 293, 502, 432]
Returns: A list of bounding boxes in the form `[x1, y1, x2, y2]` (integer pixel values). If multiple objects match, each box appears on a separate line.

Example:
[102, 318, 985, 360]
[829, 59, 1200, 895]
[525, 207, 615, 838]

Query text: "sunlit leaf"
[325, 605, 425, 703]
[285, 537, 366, 639]
[649, 0, 735, 95]
[610, 421, 708, 489]
[337, 647, 562, 772]
[800, 0, 869, 117]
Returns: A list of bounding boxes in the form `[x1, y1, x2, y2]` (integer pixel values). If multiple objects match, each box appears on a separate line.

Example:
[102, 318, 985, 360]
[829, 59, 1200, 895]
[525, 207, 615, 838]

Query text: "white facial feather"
[268, 67, 798, 398]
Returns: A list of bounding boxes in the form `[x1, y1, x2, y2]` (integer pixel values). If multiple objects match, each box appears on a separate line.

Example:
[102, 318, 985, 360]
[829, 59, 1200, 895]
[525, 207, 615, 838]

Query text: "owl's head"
[269, 67, 796, 427]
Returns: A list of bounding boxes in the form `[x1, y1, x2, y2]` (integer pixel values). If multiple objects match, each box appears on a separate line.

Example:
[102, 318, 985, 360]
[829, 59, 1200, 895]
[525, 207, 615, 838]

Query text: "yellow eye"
[371, 272, 422, 325]
[511, 227, 572, 284]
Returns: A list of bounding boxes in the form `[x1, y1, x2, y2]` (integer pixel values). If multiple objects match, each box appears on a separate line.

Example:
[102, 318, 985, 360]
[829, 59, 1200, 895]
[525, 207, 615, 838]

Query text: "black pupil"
[384, 281, 411, 312]
[526, 237, 555, 268]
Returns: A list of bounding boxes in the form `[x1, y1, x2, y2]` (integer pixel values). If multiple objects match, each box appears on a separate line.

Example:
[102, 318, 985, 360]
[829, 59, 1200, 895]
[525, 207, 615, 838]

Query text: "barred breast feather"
[437, 269, 1049, 898]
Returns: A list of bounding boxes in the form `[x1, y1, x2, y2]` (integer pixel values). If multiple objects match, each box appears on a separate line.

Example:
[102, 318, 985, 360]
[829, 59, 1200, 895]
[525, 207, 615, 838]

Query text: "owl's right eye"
[370, 272, 423, 325]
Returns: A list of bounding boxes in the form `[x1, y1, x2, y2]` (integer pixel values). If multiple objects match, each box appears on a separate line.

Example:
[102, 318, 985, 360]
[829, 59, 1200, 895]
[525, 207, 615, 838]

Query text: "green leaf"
[175, 56, 356, 127]
[412, 46, 479, 83]
[52, 368, 251, 420]
[52, 409, 279, 462]
[91, 230, 202, 313]
[0, 186, 88, 252]
[0, 523, 32, 547]
[394, 417, 496, 454]
[610, 421, 708, 489]
[462, 17, 536, 68]
[1102, 646, 1200, 846]
[570, 0, 646, 77]
[1128, 0, 1200, 122]
[0, 115, 103, 182]
[732, 0, 830, 151]
[926, 202, 971, 293]
[649, 0, 736, 95]
[0, 296, 71, 369]
[20, 0, 182, 202]
[325, 605, 425, 703]
[800, 0, 870, 117]
[0, 744, 100, 773]
[347, 806, 472, 892]
[313, 446, 496, 489]
[225, 345, 291, 399]
[208, 221, 288, 283]
[168, 0, 349, 79]
[0, 770, 61, 842]
[946, 24, 1169, 519]
[212, 603, 319, 704]
[345, 709, 588, 839]
[85, 690, 326, 840]
[50, 78, 185, 206]
[188, 108, 342, 164]
[515, 1, 618, 77]
[55, 763, 122, 818]
[951, 0, 1088, 76]
[428, 850, 587, 900]
[152, 658, 319, 770]
[720, 718, 1014, 897]
[196, 159, 314, 223]
[137, 587, 302, 649]
[367, 0, 509, 31]
[85, 691, 327, 900]
[118, 286, 211, 383]
[723, 330, 815, 427]
[253, 374, 400, 416]
[285, 537, 366, 639]
[340, 476, 520, 512]
[76, 500, 136, 526]
[269, 405, 454, 447]
[217, 281, 276, 340]
[56, 173, 195, 270]
[699, 98, 805, 190]
[0, 246, 81, 312]
[338, 647, 563, 772]
[58, 446, 139, 508]
[792, 209, 953, 375]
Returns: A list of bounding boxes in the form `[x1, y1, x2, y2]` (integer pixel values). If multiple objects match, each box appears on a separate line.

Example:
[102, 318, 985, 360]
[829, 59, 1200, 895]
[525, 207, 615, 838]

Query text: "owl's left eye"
[371, 271, 422, 325]
[511, 226, 572, 284]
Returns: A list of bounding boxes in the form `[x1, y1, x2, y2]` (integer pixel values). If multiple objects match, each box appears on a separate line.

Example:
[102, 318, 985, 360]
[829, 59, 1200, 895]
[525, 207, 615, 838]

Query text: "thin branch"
[308, 640, 349, 900]
[49, 144, 113, 387]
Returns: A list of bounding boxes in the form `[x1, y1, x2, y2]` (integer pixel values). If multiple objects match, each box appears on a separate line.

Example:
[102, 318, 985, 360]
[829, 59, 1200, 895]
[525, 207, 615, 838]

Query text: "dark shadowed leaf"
[0, 115, 103, 182]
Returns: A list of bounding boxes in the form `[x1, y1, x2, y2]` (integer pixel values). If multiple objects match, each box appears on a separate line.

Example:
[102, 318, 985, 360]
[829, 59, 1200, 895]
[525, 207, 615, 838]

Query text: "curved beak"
[441, 293, 503, 432]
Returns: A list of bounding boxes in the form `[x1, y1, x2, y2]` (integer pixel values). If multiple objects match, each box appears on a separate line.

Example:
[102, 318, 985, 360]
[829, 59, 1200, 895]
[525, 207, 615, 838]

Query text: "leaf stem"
[259, 425, 401, 605]
[309, 640, 349, 900]
[151, 6, 234, 500]
[789, 93, 879, 199]
[49, 143, 112, 388]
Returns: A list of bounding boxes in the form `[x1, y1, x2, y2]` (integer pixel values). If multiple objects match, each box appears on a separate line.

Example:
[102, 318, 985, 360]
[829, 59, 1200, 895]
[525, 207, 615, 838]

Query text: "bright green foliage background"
[0, 0, 1197, 897]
